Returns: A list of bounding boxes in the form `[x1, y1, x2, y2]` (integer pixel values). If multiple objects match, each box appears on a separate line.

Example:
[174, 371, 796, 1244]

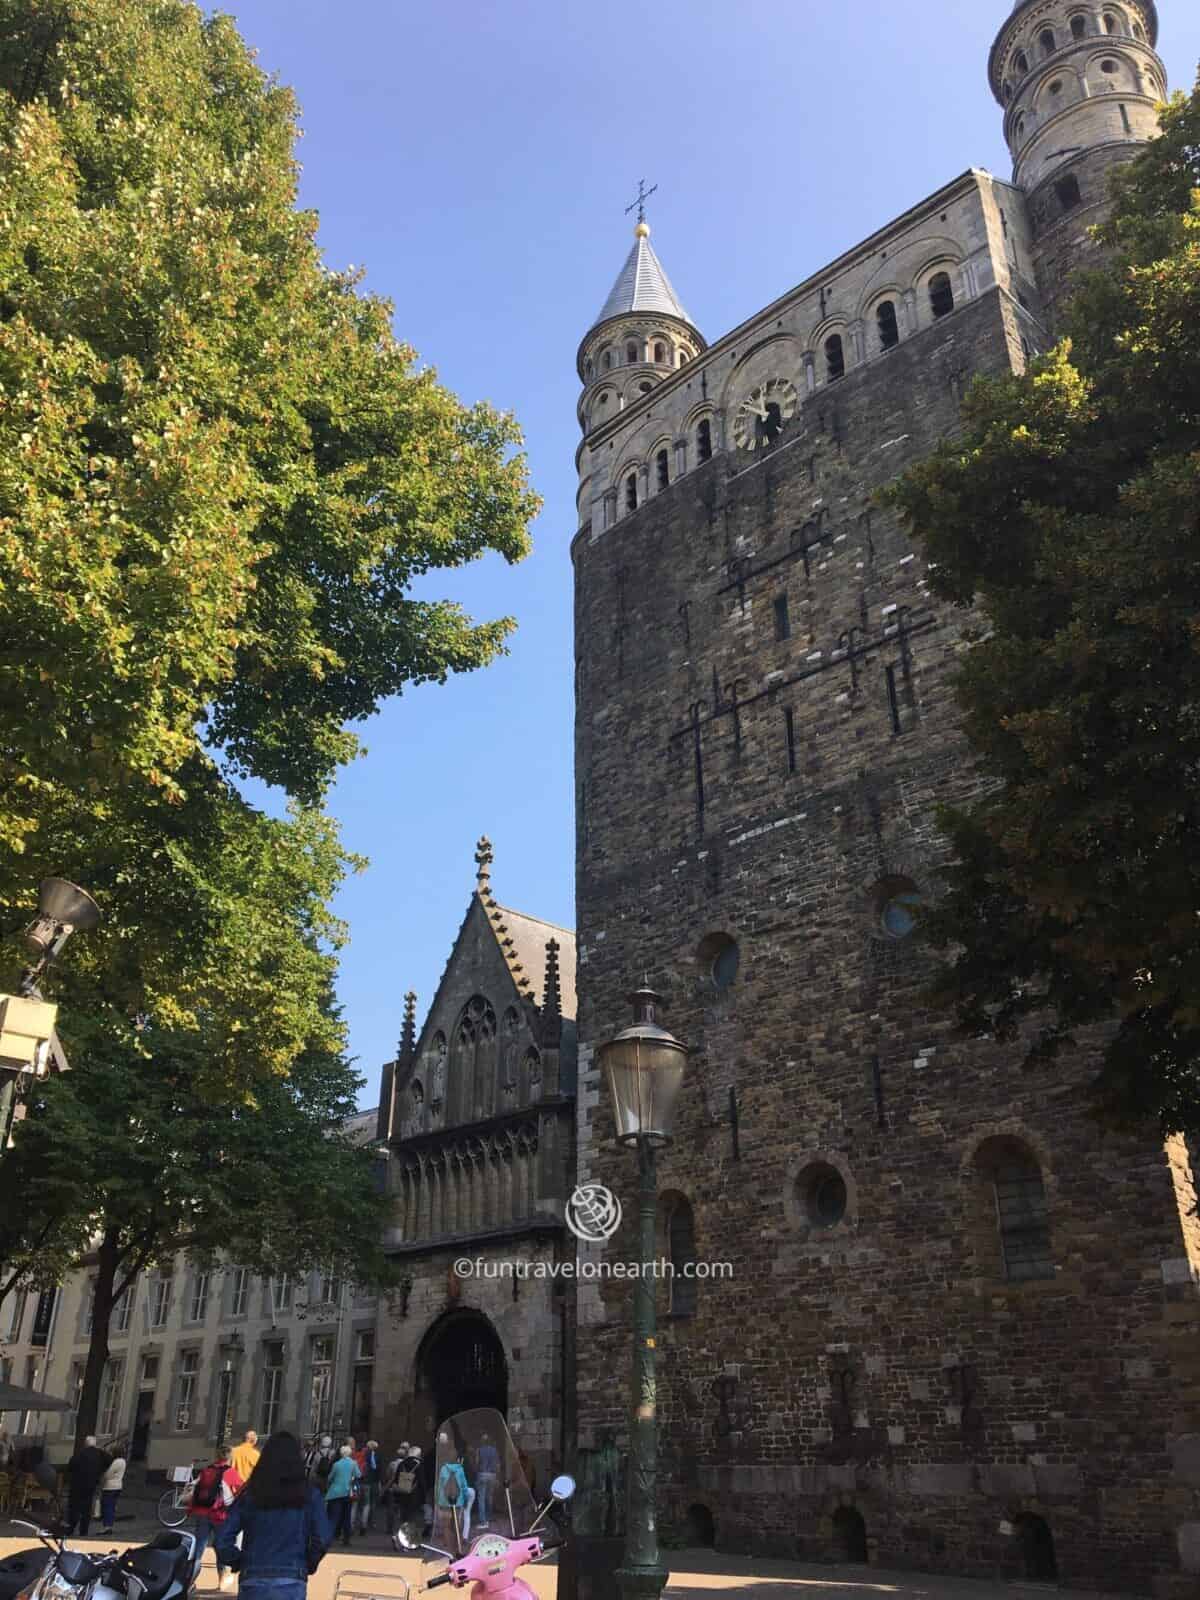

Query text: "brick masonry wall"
[571, 285, 1200, 1592]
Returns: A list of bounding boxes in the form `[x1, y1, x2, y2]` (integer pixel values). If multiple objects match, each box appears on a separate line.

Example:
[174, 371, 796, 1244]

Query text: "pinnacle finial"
[543, 938, 562, 1025]
[399, 990, 417, 1060]
[625, 177, 658, 230]
[474, 835, 493, 890]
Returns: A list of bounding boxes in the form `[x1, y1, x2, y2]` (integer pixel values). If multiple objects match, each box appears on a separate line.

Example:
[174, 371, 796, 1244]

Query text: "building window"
[150, 1275, 172, 1329]
[584, 358, 594, 379]
[356, 1328, 375, 1362]
[1049, 78, 1063, 95]
[318, 1274, 342, 1307]
[625, 340, 638, 364]
[773, 592, 790, 641]
[271, 1275, 292, 1316]
[1055, 174, 1082, 212]
[1120, 101, 1132, 132]
[1132, 20, 1144, 39]
[1015, 49, 1029, 73]
[678, 349, 688, 366]
[188, 1273, 209, 1323]
[1070, 14, 1086, 37]
[696, 419, 713, 462]
[1039, 27, 1055, 54]
[308, 1336, 334, 1433]
[799, 1162, 848, 1228]
[653, 341, 666, 363]
[176, 1350, 200, 1431]
[98, 1358, 124, 1437]
[784, 706, 796, 773]
[230, 1268, 250, 1318]
[260, 1343, 285, 1435]
[1100, 57, 1117, 72]
[140, 1354, 159, 1387]
[67, 1361, 85, 1431]
[825, 333, 845, 382]
[875, 877, 922, 939]
[625, 473, 638, 513]
[975, 1137, 1055, 1282]
[638, 381, 652, 395]
[601, 348, 611, 371]
[656, 449, 669, 490]
[876, 300, 900, 351]
[84, 1279, 96, 1337]
[1, 1291, 25, 1344]
[1103, 12, 1116, 31]
[698, 931, 739, 992]
[113, 1284, 133, 1335]
[929, 271, 955, 319]
[1016, 114, 1026, 139]
[664, 1195, 697, 1317]
[1002, 80, 1013, 101]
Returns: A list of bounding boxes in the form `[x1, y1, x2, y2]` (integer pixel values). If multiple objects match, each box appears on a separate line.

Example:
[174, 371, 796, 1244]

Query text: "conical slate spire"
[592, 221, 697, 332]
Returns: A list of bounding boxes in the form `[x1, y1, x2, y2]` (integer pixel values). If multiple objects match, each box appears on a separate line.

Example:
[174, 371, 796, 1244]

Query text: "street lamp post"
[597, 985, 689, 1600]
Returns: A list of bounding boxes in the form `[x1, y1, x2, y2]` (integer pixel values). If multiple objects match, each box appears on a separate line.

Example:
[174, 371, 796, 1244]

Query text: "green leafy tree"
[0, 0, 538, 1076]
[886, 75, 1200, 1132]
[0, 1004, 393, 1446]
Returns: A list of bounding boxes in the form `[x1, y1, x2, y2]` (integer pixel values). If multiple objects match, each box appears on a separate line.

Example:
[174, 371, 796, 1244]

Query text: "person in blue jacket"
[323, 1442, 361, 1547]
[216, 1432, 331, 1600]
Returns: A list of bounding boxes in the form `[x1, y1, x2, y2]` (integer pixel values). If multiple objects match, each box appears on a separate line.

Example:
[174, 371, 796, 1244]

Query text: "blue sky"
[223, 1, 1200, 1104]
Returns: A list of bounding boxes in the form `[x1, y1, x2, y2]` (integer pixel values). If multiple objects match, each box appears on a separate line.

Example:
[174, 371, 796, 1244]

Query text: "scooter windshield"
[430, 1408, 537, 1557]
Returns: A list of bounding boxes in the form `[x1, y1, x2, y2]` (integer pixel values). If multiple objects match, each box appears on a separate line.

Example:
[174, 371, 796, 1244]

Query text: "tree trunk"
[74, 1225, 121, 1451]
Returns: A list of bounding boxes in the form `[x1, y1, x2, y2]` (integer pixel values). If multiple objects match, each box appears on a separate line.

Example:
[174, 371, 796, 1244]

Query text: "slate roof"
[592, 225, 696, 332]
[489, 904, 577, 1022]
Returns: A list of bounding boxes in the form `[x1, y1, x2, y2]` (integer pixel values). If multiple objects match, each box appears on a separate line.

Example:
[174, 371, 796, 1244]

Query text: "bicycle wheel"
[158, 1488, 187, 1528]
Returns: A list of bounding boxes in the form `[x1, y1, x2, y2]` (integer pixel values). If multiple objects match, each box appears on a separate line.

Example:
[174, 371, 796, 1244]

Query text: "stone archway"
[411, 1308, 508, 1447]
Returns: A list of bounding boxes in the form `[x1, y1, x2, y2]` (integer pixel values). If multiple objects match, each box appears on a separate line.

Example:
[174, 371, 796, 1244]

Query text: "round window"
[802, 1166, 847, 1228]
[880, 890, 921, 939]
[1101, 58, 1117, 72]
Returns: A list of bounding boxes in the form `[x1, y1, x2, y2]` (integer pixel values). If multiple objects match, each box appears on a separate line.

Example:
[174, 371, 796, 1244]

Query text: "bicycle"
[156, 1463, 202, 1528]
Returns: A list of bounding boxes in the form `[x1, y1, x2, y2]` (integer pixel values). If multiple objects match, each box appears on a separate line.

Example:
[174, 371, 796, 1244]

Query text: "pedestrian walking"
[99, 1442, 127, 1534]
[474, 1432, 499, 1529]
[185, 1440, 244, 1591]
[434, 1435, 474, 1549]
[305, 1434, 335, 1487]
[388, 1443, 423, 1551]
[354, 1440, 380, 1535]
[231, 1429, 261, 1480]
[216, 1432, 332, 1600]
[323, 1443, 360, 1547]
[65, 1436, 111, 1537]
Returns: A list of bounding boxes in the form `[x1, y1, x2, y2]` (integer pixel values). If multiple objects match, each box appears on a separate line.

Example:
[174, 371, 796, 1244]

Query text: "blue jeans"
[100, 1491, 120, 1530]
[191, 1517, 229, 1577]
[239, 1583, 307, 1600]
[327, 1497, 352, 1544]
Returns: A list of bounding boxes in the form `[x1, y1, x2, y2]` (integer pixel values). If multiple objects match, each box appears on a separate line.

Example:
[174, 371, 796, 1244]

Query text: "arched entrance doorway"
[411, 1309, 508, 1446]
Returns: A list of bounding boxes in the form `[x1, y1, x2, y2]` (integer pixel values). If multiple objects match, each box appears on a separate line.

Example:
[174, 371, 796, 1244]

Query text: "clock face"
[733, 377, 799, 451]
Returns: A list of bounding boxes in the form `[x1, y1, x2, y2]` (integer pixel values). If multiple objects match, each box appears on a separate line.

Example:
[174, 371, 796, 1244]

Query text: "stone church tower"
[571, 3, 1200, 1593]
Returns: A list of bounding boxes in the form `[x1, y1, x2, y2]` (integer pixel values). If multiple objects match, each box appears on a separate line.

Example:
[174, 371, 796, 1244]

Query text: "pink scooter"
[420, 1408, 575, 1600]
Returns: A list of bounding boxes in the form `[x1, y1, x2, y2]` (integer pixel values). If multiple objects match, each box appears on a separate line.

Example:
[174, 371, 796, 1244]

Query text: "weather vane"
[625, 178, 658, 225]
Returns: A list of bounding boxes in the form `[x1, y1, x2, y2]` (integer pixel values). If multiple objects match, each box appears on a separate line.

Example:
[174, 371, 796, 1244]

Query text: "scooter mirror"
[549, 1475, 576, 1502]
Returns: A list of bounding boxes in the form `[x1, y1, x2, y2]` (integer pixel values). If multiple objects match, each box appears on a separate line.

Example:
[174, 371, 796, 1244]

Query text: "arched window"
[584, 358, 594, 379]
[1055, 173, 1082, 211]
[626, 340, 638, 364]
[696, 418, 713, 462]
[678, 350, 689, 366]
[653, 341, 666, 363]
[876, 300, 900, 351]
[664, 1194, 697, 1317]
[1002, 81, 1013, 101]
[1132, 20, 1144, 39]
[1070, 14, 1086, 38]
[625, 473, 638, 512]
[1103, 12, 1116, 32]
[656, 449, 669, 490]
[452, 997, 497, 1122]
[974, 1138, 1054, 1281]
[601, 348, 612, 371]
[929, 271, 955, 319]
[825, 333, 845, 382]
[1015, 49, 1029, 73]
[1039, 27, 1056, 55]
[1016, 114, 1026, 139]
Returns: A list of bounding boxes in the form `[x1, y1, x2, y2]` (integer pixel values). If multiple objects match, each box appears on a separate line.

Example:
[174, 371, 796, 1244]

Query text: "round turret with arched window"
[576, 220, 705, 439]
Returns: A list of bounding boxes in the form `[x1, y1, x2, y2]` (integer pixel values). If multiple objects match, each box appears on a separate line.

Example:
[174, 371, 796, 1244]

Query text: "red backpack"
[192, 1463, 228, 1509]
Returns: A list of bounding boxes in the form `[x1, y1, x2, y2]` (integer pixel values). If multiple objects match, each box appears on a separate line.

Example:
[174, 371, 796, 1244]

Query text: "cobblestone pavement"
[0, 1529, 1150, 1600]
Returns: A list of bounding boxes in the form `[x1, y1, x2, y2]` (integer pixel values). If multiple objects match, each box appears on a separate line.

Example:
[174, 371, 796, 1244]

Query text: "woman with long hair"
[215, 1432, 332, 1600]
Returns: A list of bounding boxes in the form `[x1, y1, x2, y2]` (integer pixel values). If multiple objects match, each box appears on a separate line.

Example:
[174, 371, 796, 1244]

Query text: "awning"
[0, 1381, 71, 1412]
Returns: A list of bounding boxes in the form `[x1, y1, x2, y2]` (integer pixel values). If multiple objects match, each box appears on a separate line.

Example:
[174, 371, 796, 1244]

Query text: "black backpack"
[192, 1463, 228, 1509]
